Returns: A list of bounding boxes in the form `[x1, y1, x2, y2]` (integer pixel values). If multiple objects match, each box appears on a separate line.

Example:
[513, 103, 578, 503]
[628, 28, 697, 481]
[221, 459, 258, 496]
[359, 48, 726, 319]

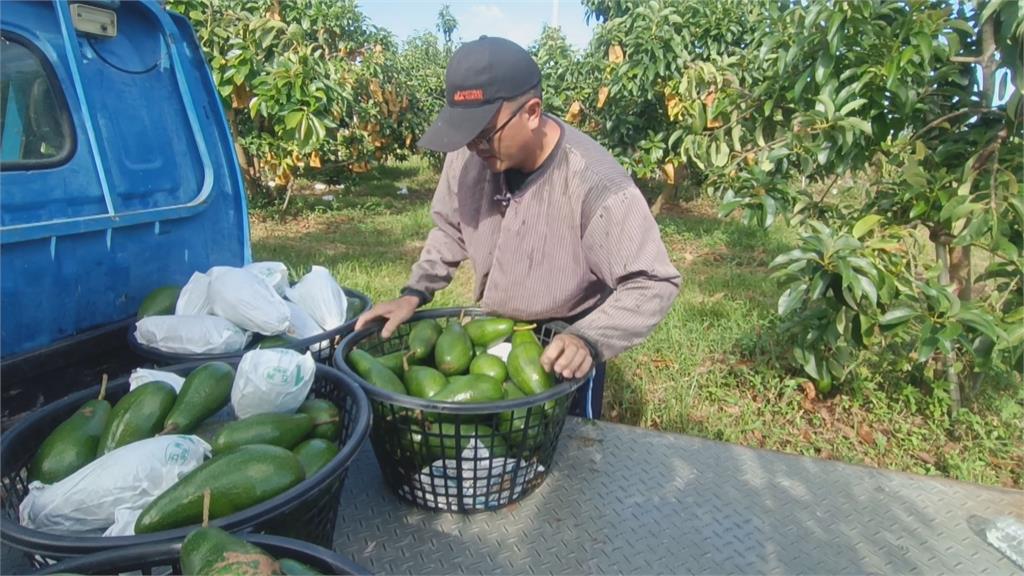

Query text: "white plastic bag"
[231, 349, 316, 419]
[135, 315, 251, 355]
[286, 301, 323, 339]
[208, 268, 290, 335]
[19, 435, 210, 534]
[175, 272, 211, 316]
[285, 266, 348, 331]
[244, 261, 290, 297]
[486, 342, 512, 363]
[397, 439, 543, 511]
[129, 368, 186, 392]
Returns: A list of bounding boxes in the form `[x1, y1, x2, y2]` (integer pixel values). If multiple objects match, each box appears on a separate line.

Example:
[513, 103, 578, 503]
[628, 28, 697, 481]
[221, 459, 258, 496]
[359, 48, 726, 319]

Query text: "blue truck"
[1, 0, 250, 419]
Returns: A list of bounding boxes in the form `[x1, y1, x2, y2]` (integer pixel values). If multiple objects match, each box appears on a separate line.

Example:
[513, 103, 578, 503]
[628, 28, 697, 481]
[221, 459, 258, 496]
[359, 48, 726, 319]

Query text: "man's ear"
[526, 98, 543, 127]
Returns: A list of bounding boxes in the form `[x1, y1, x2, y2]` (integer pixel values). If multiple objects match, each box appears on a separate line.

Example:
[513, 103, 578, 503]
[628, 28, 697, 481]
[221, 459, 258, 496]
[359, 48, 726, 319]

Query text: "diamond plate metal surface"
[333, 418, 1023, 575]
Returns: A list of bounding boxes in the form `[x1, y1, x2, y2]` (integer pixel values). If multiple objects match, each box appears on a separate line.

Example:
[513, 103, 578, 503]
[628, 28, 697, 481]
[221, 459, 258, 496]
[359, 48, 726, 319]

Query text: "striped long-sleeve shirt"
[405, 118, 681, 360]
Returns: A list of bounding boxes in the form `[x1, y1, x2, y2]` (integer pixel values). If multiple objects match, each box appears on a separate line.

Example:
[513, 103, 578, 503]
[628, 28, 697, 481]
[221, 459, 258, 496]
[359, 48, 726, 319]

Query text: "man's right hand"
[354, 295, 420, 339]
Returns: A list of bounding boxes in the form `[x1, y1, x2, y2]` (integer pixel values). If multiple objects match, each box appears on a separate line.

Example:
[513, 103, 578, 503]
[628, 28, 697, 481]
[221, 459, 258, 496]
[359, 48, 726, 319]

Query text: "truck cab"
[1, 0, 250, 419]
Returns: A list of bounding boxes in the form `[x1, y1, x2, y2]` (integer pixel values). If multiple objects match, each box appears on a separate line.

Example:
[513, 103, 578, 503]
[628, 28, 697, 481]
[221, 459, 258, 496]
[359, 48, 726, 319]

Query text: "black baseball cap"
[417, 36, 541, 153]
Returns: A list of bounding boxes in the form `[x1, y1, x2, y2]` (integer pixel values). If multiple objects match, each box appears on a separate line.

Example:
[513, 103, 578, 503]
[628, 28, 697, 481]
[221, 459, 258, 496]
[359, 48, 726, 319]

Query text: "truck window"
[0, 35, 73, 169]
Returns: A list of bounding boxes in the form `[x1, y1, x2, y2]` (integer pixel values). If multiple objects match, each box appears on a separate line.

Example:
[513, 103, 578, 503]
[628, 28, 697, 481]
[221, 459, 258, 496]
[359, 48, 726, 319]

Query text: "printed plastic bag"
[245, 261, 290, 297]
[135, 315, 251, 354]
[231, 348, 315, 419]
[19, 435, 210, 534]
[175, 271, 211, 316]
[208, 268, 290, 335]
[286, 301, 323, 339]
[285, 266, 347, 331]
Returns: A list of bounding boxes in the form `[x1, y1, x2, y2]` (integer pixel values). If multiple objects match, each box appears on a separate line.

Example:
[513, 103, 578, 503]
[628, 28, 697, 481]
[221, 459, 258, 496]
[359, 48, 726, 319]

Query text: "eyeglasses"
[468, 100, 530, 149]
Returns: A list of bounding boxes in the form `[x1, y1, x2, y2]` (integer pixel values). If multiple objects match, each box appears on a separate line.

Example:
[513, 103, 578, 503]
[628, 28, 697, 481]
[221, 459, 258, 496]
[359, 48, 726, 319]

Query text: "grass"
[250, 157, 1023, 489]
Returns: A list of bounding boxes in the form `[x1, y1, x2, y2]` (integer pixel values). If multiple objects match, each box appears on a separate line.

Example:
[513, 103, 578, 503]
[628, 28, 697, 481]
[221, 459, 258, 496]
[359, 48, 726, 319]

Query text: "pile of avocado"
[26, 362, 345, 535]
[181, 526, 328, 575]
[347, 316, 557, 462]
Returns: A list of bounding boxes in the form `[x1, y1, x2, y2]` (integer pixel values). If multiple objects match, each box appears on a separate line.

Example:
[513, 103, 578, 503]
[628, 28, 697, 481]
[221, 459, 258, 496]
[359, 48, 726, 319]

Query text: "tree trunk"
[953, 1, 1000, 302]
[936, 239, 963, 414]
[651, 164, 683, 217]
[226, 107, 259, 196]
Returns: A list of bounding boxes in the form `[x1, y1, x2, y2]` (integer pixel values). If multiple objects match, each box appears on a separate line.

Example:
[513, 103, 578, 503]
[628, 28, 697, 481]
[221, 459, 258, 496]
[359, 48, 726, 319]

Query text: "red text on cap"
[453, 89, 484, 102]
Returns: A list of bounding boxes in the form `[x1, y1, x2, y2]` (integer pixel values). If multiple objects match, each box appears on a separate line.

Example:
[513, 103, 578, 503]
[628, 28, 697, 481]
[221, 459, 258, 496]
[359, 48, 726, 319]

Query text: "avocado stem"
[98, 373, 108, 400]
[202, 488, 211, 527]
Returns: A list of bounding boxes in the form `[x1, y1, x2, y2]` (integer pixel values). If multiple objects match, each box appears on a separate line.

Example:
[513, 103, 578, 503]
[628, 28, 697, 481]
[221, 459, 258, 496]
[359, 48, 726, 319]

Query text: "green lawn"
[251, 158, 1022, 489]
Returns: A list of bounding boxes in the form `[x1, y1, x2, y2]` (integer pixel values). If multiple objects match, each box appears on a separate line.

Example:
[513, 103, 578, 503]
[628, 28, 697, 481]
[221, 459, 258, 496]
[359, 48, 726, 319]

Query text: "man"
[356, 36, 680, 419]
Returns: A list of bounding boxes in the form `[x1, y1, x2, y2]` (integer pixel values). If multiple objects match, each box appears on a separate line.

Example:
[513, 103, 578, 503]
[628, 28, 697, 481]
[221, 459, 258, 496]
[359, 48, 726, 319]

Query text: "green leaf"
[839, 117, 872, 136]
[914, 32, 932, 63]
[879, 306, 918, 326]
[856, 274, 877, 307]
[916, 336, 940, 363]
[939, 198, 983, 223]
[797, 348, 821, 380]
[814, 51, 834, 85]
[851, 214, 883, 238]
[838, 98, 868, 116]
[284, 110, 304, 129]
[955, 309, 1006, 341]
[766, 147, 791, 162]
[778, 283, 808, 317]
[770, 249, 817, 269]
[762, 195, 778, 227]
[817, 94, 835, 120]
[980, 0, 1008, 23]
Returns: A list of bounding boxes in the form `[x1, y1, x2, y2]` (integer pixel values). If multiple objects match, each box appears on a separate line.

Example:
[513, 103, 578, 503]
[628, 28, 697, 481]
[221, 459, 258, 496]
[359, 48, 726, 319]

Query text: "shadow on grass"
[601, 202, 795, 431]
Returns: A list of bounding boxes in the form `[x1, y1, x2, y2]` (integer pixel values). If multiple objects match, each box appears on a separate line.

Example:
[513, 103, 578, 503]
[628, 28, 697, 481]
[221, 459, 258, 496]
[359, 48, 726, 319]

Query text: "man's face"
[466, 99, 534, 172]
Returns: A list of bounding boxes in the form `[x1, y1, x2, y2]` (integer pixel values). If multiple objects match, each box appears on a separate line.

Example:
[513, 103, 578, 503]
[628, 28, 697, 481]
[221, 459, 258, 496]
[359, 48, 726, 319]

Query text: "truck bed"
[3, 418, 1020, 574]
[333, 418, 1022, 574]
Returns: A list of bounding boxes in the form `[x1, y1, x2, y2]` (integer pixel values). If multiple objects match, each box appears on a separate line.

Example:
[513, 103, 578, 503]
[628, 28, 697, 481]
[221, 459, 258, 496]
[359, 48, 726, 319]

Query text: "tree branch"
[912, 108, 995, 140]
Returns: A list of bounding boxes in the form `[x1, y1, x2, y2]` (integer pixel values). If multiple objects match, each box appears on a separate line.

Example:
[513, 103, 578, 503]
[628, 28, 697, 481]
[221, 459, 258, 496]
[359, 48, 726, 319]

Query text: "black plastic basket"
[127, 287, 372, 364]
[0, 360, 370, 567]
[35, 533, 369, 575]
[333, 308, 588, 513]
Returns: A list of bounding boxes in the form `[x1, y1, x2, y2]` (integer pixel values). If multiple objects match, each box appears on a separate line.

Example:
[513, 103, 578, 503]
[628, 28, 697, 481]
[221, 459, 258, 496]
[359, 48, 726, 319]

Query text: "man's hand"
[354, 295, 420, 339]
[540, 333, 594, 380]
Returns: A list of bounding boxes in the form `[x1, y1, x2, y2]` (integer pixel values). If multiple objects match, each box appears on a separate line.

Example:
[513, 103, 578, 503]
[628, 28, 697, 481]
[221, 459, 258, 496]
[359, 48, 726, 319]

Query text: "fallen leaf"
[799, 428, 813, 443]
[800, 380, 817, 402]
[650, 357, 675, 369]
[819, 449, 833, 460]
[857, 424, 875, 445]
[990, 457, 1018, 469]
[836, 423, 856, 439]
[916, 451, 936, 465]
[800, 381, 816, 411]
